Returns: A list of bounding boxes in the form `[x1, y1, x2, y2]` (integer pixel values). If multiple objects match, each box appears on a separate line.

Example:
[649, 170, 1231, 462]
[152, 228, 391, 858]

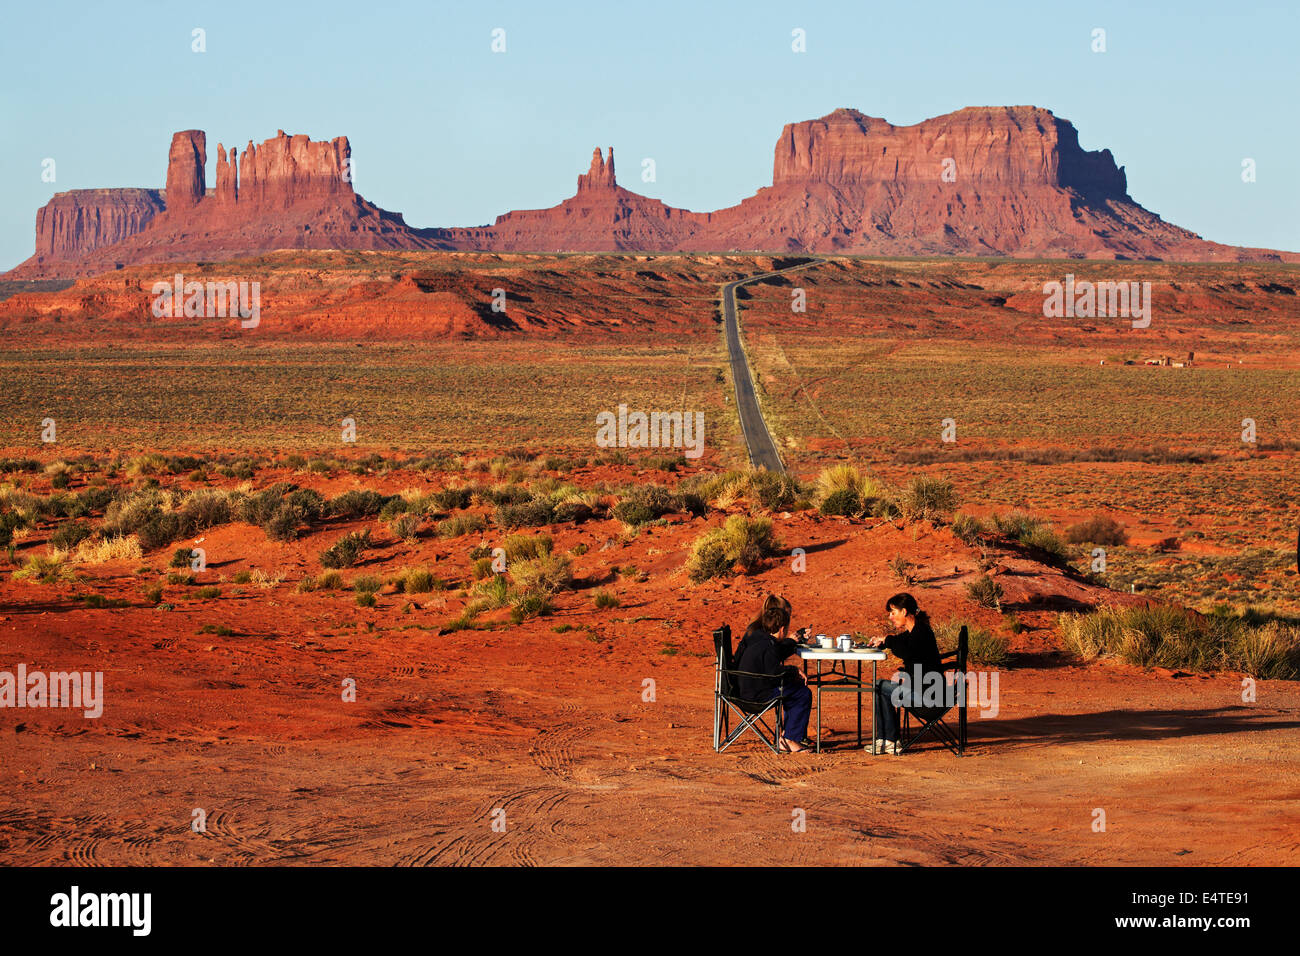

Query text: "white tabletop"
[797, 647, 886, 661]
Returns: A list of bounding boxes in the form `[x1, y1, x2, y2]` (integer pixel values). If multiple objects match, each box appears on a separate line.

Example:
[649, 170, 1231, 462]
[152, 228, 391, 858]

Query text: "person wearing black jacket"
[732, 594, 813, 753]
[866, 592, 942, 754]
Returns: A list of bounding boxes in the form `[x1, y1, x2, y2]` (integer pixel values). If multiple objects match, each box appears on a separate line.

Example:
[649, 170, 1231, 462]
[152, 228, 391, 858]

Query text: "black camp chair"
[897, 624, 969, 756]
[713, 624, 786, 754]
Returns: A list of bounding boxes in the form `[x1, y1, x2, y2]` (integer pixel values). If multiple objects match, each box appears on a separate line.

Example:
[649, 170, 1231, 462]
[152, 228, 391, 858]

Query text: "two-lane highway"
[720, 260, 821, 474]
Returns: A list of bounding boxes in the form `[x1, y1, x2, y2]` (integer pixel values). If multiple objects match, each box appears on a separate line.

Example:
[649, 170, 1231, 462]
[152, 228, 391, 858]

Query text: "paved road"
[720, 260, 821, 473]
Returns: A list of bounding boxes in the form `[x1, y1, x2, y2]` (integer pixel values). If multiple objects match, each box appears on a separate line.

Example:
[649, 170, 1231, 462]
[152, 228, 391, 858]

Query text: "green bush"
[438, 513, 487, 538]
[389, 513, 422, 544]
[432, 487, 473, 511]
[352, 575, 383, 594]
[495, 497, 555, 528]
[1059, 604, 1300, 679]
[685, 515, 778, 583]
[818, 487, 862, 517]
[50, 521, 92, 551]
[504, 534, 552, 563]
[965, 574, 1003, 610]
[328, 490, 391, 519]
[951, 513, 987, 546]
[319, 529, 372, 569]
[898, 476, 959, 523]
[593, 589, 619, 609]
[936, 618, 1011, 668]
[1064, 514, 1129, 546]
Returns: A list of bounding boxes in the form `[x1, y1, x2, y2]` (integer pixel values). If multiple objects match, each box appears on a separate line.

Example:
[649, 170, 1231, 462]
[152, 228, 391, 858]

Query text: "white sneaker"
[870, 739, 890, 754]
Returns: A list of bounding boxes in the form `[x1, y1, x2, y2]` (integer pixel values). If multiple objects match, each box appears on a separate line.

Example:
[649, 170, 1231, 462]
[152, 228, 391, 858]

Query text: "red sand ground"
[2, 477, 1297, 866]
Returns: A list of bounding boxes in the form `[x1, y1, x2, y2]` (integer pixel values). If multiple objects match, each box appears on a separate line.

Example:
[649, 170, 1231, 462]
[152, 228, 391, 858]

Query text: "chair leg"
[719, 702, 782, 754]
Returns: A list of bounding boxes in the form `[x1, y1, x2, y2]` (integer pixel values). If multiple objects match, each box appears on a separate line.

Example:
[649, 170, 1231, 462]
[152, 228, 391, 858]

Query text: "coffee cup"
[817, 635, 832, 648]
[837, 635, 852, 651]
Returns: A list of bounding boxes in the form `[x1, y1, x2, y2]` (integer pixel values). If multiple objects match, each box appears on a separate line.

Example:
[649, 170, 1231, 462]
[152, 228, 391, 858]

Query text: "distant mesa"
[7, 106, 1295, 278]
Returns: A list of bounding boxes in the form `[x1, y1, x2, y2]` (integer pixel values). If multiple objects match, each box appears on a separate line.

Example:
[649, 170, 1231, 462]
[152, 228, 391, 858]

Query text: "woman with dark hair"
[732, 594, 814, 753]
[866, 592, 942, 755]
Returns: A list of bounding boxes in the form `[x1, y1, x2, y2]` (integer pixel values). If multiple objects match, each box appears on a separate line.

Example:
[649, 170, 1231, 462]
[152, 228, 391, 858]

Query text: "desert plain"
[0, 252, 1297, 865]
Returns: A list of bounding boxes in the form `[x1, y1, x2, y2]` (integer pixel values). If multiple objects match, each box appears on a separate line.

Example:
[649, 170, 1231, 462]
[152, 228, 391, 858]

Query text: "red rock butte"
[8, 107, 1296, 278]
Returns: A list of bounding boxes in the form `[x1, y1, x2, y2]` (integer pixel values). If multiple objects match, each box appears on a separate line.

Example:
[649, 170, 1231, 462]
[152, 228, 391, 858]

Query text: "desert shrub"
[686, 533, 734, 583]
[169, 546, 195, 569]
[297, 576, 318, 593]
[317, 570, 345, 590]
[193, 586, 221, 599]
[747, 469, 808, 510]
[612, 499, 655, 526]
[724, 515, 776, 572]
[950, 513, 987, 546]
[432, 486, 473, 511]
[1061, 605, 1214, 673]
[593, 589, 619, 609]
[495, 497, 555, 528]
[613, 483, 705, 527]
[72, 534, 142, 565]
[472, 557, 495, 580]
[352, 575, 383, 594]
[472, 574, 511, 609]
[551, 492, 598, 524]
[510, 591, 553, 623]
[137, 513, 184, 550]
[478, 483, 531, 507]
[233, 570, 252, 584]
[285, 488, 325, 523]
[142, 583, 164, 604]
[398, 568, 437, 594]
[236, 488, 283, 526]
[819, 487, 863, 517]
[356, 591, 377, 608]
[328, 489, 391, 519]
[103, 487, 168, 536]
[936, 618, 1011, 668]
[888, 554, 916, 584]
[437, 513, 487, 538]
[178, 488, 234, 531]
[898, 476, 959, 523]
[319, 529, 372, 569]
[990, 510, 1067, 562]
[389, 513, 421, 544]
[509, 553, 573, 596]
[504, 534, 552, 563]
[13, 554, 71, 584]
[965, 574, 1003, 610]
[1065, 514, 1129, 546]
[570, 542, 589, 556]
[263, 505, 307, 542]
[685, 514, 778, 583]
[50, 521, 91, 551]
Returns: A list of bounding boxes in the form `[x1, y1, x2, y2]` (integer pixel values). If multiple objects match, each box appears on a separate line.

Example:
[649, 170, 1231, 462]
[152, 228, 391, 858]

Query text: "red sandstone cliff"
[7, 107, 1295, 278]
[32, 188, 165, 260]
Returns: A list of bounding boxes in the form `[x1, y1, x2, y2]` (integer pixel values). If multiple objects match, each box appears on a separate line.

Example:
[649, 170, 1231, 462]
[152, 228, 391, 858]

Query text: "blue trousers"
[774, 676, 812, 742]
[873, 678, 915, 743]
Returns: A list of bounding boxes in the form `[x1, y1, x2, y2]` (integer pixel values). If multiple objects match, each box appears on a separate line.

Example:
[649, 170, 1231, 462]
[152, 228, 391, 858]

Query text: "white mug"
[818, 635, 832, 648]
[837, 636, 852, 651]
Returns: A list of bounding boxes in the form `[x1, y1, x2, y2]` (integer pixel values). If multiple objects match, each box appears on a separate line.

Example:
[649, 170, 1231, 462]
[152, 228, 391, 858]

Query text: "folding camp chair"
[898, 624, 969, 755]
[712, 624, 786, 754]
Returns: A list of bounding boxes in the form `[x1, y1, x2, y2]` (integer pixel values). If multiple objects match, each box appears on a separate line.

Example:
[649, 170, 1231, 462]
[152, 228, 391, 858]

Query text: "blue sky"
[2, 0, 1297, 269]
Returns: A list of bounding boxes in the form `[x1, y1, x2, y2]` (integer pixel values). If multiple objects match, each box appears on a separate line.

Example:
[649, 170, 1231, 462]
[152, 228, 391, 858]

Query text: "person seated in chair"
[732, 594, 813, 753]
[865, 592, 942, 755]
